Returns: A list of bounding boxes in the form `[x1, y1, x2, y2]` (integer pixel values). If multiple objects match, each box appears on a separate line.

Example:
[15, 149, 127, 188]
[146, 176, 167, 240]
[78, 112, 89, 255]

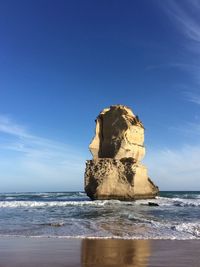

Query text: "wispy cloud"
[0, 115, 84, 161]
[159, 0, 200, 104]
[145, 0, 200, 191]
[146, 144, 200, 190]
[0, 115, 87, 192]
[164, 0, 200, 43]
[145, 63, 194, 71]
[144, 0, 200, 189]
[0, 115, 31, 138]
[184, 91, 200, 105]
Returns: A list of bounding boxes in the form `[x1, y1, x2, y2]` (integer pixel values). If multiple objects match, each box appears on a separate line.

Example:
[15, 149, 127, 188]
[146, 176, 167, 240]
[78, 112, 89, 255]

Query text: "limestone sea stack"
[84, 105, 159, 200]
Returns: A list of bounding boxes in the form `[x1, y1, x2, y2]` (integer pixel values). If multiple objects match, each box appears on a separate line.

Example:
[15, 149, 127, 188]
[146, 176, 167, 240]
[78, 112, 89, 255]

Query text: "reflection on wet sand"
[81, 239, 150, 267]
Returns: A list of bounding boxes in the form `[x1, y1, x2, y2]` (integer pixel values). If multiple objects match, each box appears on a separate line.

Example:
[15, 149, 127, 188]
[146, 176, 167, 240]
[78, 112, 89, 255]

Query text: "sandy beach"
[0, 237, 199, 267]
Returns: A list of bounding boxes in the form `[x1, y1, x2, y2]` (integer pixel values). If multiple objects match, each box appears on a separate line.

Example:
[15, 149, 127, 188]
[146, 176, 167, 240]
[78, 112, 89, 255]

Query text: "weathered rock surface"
[84, 105, 159, 200]
[89, 105, 145, 161]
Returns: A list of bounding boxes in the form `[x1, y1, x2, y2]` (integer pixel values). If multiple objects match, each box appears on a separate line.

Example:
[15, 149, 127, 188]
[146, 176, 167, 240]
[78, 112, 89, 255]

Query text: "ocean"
[0, 191, 200, 239]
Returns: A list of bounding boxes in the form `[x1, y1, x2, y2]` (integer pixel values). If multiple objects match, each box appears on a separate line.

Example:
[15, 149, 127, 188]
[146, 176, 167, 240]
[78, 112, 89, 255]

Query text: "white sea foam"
[0, 233, 198, 240]
[174, 223, 200, 237]
[135, 197, 200, 207]
[0, 200, 108, 208]
[168, 197, 200, 207]
[1, 197, 200, 208]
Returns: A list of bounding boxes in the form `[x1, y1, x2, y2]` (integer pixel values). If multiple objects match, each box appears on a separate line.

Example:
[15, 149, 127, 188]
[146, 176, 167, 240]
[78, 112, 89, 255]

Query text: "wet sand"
[0, 237, 200, 267]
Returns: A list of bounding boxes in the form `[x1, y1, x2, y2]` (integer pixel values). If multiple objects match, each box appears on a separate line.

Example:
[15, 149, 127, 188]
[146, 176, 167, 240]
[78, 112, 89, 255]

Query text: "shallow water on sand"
[0, 191, 200, 239]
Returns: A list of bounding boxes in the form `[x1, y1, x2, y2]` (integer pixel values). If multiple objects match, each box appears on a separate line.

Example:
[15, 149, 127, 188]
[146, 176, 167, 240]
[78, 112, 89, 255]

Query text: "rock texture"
[84, 105, 159, 200]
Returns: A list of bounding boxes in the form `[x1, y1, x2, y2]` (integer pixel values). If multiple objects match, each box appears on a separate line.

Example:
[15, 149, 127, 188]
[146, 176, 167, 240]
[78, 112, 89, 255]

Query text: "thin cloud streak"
[146, 144, 200, 190]
[0, 115, 31, 138]
[0, 115, 85, 161]
[184, 92, 200, 105]
[164, 0, 200, 43]
[160, 0, 200, 104]
[0, 115, 86, 191]
[145, 0, 200, 189]
[145, 63, 195, 71]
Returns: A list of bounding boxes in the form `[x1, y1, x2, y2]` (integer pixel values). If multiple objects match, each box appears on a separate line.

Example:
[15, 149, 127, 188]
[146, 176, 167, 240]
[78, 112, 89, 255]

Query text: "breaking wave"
[136, 196, 200, 207]
[0, 200, 109, 208]
[1, 191, 200, 239]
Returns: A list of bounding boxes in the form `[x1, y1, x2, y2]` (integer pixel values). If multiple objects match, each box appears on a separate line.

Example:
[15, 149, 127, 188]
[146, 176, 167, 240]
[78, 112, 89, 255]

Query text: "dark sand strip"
[0, 237, 200, 267]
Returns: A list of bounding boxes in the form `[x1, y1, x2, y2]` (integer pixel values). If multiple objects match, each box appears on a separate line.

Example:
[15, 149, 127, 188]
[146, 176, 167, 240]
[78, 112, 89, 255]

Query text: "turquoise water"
[0, 191, 200, 239]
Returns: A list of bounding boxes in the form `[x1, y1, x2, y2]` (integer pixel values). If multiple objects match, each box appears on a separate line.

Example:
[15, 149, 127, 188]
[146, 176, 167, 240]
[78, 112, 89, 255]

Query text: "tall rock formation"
[84, 105, 159, 200]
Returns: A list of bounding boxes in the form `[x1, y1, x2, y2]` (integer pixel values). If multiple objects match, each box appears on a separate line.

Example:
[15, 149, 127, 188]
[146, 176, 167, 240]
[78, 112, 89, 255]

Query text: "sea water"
[0, 191, 200, 239]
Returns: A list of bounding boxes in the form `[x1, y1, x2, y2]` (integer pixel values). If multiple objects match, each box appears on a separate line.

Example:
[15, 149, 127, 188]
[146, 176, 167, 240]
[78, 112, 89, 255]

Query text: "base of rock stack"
[84, 158, 159, 201]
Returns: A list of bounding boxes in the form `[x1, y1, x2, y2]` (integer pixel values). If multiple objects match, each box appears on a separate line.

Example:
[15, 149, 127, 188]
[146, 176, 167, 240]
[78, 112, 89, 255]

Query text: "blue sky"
[0, 0, 200, 192]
